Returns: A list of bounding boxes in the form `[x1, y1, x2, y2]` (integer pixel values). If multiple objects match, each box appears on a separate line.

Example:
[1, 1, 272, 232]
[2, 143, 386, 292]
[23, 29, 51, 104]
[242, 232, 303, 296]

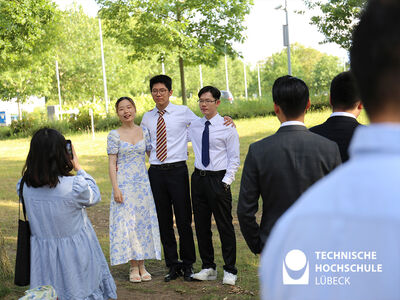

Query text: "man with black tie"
[310, 71, 363, 162]
[237, 75, 341, 255]
[188, 86, 240, 286]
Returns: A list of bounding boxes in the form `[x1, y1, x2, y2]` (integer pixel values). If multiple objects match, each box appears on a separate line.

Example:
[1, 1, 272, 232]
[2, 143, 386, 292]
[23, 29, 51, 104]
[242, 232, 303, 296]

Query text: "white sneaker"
[192, 268, 217, 281]
[222, 270, 237, 285]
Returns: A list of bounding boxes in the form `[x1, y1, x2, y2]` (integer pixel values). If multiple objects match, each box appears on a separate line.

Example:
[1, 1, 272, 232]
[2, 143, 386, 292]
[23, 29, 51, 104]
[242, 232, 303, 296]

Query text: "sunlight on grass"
[0, 108, 370, 299]
[0, 201, 18, 209]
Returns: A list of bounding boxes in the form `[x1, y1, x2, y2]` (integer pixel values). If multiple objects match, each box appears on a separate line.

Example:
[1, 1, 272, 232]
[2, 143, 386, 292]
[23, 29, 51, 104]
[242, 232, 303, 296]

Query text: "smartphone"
[66, 140, 73, 159]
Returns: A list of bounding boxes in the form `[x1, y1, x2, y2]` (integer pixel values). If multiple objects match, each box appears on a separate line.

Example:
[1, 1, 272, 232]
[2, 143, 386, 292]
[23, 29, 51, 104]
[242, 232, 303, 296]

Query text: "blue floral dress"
[107, 127, 161, 266]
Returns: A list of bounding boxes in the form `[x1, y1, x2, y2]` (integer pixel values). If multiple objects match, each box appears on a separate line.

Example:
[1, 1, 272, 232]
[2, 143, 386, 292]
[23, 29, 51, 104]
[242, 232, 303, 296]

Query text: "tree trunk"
[0, 230, 13, 282]
[178, 57, 187, 105]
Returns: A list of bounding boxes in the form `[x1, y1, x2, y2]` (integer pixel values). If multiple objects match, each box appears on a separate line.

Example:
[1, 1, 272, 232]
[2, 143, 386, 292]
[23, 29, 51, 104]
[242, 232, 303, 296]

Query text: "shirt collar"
[202, 113, 220, 125]
[330, 112, 357, 119]
[153, 102, 173, 116]
[280, 120, 306, 127]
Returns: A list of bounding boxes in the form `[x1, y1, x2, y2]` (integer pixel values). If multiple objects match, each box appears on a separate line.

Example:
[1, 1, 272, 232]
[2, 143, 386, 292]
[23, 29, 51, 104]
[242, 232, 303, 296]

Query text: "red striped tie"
[156, 110, 167, 162]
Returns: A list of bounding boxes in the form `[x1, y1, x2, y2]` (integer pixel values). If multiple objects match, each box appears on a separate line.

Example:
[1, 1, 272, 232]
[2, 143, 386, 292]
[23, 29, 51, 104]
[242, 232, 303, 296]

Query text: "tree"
[303, 0, 366, 50]
[0, 0, 58, 69]
[259, 44, 342, 102]
[46, 7, 161, 107]
[0, 0, 59, 119]
[97, 0, 253, 105]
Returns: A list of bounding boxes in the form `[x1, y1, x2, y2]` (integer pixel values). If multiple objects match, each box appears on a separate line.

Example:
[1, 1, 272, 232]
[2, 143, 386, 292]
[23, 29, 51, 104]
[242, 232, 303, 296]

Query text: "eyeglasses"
[151, 89, 168, 95]
[197, 99, 217, 104]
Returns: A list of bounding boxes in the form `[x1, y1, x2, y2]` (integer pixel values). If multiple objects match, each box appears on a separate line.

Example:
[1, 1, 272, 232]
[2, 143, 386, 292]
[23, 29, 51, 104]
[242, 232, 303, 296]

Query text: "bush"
[0, 127, 11, 140]
[96, 115, 121, 131]
[9, 116, 39, 136]
[186, 96, 275, 119]
[2, 95, 330, 140]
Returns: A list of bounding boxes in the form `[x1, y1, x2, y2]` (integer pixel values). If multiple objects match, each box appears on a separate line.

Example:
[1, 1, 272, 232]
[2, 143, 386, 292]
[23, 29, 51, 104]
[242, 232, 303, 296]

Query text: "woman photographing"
[18, 128, 117, 299]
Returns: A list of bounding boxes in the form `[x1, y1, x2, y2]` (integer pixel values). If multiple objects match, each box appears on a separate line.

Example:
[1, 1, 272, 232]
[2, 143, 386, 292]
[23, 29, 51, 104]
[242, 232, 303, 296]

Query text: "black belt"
[194, 168, 226, 177]
[150, 161, 186, 170]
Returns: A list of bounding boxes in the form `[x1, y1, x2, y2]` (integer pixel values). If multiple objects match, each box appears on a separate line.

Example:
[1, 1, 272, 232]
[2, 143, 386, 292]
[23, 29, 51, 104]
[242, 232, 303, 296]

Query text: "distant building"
[0, 96, 45, 126]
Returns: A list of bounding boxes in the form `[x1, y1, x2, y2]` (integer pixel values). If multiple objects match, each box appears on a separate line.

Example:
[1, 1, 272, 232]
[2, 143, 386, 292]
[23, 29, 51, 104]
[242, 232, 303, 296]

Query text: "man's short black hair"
[198, 86, 221, 100]
[272, 75, 309, 119]
[350, 0, 400, 117]
[330, 71, 360, 110]
[150, 75, 172, 91]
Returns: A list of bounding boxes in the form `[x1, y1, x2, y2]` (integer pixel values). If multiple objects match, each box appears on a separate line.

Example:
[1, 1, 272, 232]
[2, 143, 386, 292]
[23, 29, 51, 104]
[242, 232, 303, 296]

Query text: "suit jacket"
[237, 125, 341, 254]
[309, 116, 361, 162]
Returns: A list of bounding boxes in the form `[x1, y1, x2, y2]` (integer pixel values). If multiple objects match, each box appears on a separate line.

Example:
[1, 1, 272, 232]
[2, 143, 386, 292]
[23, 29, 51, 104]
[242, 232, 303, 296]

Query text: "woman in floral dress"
[107, 97, 161, 282]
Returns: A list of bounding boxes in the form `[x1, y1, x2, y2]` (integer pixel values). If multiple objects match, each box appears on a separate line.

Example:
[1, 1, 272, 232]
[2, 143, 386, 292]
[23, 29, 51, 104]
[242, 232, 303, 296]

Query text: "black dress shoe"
[183, 267, 194, 282]
[164, 266, 182, 282]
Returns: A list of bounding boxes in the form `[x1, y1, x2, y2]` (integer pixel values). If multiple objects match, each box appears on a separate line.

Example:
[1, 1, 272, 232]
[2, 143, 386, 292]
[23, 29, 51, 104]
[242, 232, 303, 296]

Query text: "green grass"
[0, 109, 369, 299]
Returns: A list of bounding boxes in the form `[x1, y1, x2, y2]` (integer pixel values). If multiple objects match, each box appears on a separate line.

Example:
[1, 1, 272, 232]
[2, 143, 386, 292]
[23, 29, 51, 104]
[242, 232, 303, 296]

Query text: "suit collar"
[326, 115, 360, 124]
[276, 125, 308, 133]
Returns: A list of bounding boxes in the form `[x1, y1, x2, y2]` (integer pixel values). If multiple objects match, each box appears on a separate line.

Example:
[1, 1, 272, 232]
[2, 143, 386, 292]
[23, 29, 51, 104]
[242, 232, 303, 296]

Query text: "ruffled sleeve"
[142, 126, 152, 152]
[72, 170, 101, 207]
[107, 130, 119, 155]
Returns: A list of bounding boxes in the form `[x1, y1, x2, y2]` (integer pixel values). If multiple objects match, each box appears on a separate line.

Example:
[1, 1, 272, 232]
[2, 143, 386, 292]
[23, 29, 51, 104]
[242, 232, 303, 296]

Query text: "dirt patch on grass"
[87, 201, 259, 299]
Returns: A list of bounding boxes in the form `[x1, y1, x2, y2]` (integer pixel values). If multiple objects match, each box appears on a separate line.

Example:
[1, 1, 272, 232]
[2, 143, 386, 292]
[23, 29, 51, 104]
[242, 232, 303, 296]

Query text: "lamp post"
[99, 18, 109, 113]
[275, 0, 292, 75]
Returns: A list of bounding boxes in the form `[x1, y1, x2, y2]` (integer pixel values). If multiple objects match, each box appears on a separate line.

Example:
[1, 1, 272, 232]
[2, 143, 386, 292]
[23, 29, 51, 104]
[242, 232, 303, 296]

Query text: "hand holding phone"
[66, 140, 73, 159]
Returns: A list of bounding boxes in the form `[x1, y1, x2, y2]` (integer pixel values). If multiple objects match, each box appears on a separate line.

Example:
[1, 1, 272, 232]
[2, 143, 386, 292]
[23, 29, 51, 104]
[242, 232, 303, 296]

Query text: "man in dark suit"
[310, 71, 363, 162]
[237, 75, 341, 255]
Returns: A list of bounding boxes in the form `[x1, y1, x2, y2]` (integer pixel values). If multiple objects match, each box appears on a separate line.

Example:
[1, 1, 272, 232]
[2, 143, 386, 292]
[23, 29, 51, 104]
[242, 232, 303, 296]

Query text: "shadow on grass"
[0, 128, 273, 299]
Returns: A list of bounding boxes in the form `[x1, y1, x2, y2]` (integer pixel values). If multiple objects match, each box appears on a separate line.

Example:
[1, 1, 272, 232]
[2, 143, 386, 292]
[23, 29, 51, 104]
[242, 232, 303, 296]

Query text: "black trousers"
[191, 170, 237, 274]
[148, 163, 196, 268]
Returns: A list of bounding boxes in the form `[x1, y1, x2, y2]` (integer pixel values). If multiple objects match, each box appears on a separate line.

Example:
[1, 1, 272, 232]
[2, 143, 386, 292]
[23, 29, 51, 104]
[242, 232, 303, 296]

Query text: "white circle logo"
[285, 249, 307, 271]
[282, 249, 309, 285]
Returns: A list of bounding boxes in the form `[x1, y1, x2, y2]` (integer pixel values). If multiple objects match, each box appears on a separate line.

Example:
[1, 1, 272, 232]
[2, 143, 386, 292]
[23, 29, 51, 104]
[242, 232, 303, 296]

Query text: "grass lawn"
[0, 108, 369, 299]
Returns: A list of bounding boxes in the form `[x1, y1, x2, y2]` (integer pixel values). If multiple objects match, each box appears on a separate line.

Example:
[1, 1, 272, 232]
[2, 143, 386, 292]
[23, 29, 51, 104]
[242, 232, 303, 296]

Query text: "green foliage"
[256, 44, 343, 105]
[0, 0, 60, 104]
[9, 115, 38, 135]
[0, 0, 58, 68]
[185, 96, 275, 120]
[303, 0, 366, 49]
[0, 126, 11, 139]
[98, 0, 253, 104]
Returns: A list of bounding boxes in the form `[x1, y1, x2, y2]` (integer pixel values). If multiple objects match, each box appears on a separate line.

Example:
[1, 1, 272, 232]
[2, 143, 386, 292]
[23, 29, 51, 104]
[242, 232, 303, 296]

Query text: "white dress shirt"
[141, 103, 199, 165]
[280, 120, 306, 127]
[260, 124, 400, 300]
[188, 113, 240, 185]
[330, 111, 357, 119]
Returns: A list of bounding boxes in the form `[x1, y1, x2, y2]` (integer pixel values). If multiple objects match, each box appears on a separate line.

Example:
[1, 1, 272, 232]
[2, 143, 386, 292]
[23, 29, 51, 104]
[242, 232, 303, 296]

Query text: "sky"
[54, 0, 348, 66]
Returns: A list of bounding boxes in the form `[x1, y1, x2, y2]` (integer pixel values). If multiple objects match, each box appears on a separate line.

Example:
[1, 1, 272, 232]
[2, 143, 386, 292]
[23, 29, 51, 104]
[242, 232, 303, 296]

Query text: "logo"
[282, 249, 309, 285]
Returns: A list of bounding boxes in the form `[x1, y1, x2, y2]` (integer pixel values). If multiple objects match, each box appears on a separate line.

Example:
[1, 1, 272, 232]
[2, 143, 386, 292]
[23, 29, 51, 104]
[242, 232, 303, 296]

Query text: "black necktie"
[202, 121, 211, 167]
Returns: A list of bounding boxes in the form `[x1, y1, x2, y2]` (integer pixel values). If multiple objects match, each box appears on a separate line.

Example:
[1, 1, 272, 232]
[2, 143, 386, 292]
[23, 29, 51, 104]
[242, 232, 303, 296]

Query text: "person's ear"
[306, 99, 311, 111]
[169, 89, 173, 97]
[274, 103, 280, 115]
[357, 101, 363, 110]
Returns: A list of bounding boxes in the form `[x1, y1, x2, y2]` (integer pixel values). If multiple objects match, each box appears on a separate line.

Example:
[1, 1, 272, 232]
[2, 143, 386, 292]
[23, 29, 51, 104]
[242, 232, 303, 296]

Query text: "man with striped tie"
[141, 75, 234, 282]
[141, 75, 197, 282]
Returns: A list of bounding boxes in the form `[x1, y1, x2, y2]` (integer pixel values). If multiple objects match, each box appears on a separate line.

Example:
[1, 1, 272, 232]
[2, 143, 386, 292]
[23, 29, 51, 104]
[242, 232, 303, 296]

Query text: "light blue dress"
[18, 170, 117, 300]
[107, 127, 161, 266]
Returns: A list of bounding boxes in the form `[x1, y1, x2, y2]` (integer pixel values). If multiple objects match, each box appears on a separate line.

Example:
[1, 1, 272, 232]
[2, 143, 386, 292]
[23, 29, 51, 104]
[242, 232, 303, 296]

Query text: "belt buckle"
[199, 170, 207, 176]
[160, 164, 170, 169]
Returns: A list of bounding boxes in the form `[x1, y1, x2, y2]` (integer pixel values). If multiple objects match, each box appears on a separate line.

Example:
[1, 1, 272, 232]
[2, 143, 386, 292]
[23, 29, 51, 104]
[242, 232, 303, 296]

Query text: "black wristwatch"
[223, 182, 230, 192]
